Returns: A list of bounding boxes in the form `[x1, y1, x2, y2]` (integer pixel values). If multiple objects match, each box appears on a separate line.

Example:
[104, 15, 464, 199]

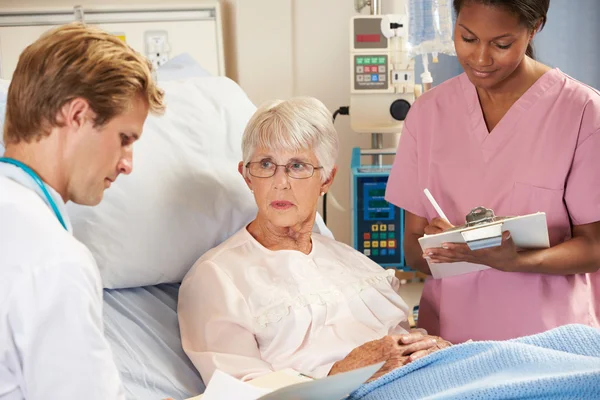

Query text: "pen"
[424, 188, 449, 222]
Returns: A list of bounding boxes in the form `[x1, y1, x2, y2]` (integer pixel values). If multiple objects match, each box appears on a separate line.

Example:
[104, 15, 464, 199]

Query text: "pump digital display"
[356, 34, 381, 43]
[369, 199, 389, 208]
[369, 189, 386, 197]
[369, 211, 390, 219]
[364, 182, 394, 221]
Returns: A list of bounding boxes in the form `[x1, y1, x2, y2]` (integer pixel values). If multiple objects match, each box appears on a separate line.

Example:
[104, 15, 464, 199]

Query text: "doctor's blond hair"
[3, 22, 165, 145]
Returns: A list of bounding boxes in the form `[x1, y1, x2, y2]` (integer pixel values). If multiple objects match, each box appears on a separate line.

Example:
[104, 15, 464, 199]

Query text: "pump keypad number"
[362, 224, 397, 257]
[355, 55, 388, 90]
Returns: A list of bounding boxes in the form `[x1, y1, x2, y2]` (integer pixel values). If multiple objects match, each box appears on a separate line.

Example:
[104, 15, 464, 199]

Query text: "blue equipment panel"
[351, 148, 406, 269]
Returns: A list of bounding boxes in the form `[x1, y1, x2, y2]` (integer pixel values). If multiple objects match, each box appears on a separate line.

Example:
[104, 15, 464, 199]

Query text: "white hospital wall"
[0, 0, 226, 78]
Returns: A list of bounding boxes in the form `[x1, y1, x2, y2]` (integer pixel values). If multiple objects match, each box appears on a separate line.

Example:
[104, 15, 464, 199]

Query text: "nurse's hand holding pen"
[424, 217, 454, 235]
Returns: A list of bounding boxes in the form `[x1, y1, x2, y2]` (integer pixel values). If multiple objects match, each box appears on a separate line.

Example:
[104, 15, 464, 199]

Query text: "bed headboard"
[0, 2, 225, 79]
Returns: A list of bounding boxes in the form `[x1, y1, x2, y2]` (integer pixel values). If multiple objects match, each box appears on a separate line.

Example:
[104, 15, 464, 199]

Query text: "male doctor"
[0, 23, 164, 399]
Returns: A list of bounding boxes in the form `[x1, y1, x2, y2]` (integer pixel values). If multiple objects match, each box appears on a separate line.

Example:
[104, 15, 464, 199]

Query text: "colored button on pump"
[371, 74, 379, 82]
[380, 240, 387, 248]
[363, 232, 371, 240]
[381, 249, 387, 256]
[380, 233, 387, 240]
[372, 241, 379, 248]
[388, 224, 395, 231]
[380, 224, 387, 232]
[356, 66, 364, 73]
[372, 233, 379, 240]
[388, 232, 395, 239]
[378, 57, 386, 64]
[364, 241, 371, 248]
[372, 224, 379, 232]
[389, 249, 395, 255]
[372, 249, 379, 256]
[357, 57, 364, 65]
[388, 240, 396, 248]
[364, 249, 371, 256]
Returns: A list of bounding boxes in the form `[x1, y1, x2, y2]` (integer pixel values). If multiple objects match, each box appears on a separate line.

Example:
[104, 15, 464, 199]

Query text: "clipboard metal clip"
[460, 206, 504, 250]
[466, 206, 496, 226]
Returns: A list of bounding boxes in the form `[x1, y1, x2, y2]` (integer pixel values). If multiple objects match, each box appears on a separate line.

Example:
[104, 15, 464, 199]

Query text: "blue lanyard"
[0, 157, 68, 230]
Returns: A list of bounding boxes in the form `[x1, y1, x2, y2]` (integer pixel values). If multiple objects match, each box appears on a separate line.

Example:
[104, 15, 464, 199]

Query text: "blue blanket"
[349, 324, 600, 400]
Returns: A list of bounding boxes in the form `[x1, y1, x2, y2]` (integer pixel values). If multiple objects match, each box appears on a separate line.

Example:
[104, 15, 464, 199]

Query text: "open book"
[418, 212, 550, 279]
[186, 362, 384, 400]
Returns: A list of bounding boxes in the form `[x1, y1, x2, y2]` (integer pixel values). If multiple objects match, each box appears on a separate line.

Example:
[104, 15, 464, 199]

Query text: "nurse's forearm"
[517, 236, 600, 275]
[404, 233, 431, 275]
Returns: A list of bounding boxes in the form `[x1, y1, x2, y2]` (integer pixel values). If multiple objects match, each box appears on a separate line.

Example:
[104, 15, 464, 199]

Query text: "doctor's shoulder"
[0, 181, 99, 272]
[0, 178, 66, 245]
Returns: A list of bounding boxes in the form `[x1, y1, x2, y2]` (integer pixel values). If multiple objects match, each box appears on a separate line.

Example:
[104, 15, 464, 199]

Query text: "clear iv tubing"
[407, 0, 456, 58]
[421, 53, 433, 91]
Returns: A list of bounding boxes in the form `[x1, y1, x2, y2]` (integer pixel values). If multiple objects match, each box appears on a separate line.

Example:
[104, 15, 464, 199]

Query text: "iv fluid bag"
[408, 0, 455, 57]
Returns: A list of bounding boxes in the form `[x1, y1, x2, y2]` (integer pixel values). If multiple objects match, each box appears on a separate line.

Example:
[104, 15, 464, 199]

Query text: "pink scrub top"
[386, 69, 600, 343]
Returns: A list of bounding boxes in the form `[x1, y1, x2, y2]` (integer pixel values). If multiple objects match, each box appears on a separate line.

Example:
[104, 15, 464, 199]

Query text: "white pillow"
[157, 53, 212, 81]
[3, 76, 332, 289]
[67, 77, 259, 288]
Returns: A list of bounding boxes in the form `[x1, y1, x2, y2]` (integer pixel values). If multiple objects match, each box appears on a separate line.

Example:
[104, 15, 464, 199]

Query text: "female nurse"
[386, 0, 600, 343]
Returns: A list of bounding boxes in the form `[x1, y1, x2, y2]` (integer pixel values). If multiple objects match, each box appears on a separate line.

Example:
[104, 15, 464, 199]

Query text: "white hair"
[241, 96, 339, 182]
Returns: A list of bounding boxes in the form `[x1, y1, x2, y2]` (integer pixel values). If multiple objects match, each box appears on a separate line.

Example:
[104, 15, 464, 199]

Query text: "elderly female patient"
[178, 97, 451, 384]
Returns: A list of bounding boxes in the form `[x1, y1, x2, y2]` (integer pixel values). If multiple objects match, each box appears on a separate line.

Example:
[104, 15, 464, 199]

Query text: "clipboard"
[418, 211, 550, 279]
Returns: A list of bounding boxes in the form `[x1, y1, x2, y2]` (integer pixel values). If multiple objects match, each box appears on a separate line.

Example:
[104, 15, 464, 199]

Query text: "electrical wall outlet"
[144, 30, 171, 69]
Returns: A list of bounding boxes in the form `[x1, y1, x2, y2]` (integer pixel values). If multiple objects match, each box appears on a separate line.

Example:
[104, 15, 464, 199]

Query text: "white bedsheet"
[103, 284, 205, 400]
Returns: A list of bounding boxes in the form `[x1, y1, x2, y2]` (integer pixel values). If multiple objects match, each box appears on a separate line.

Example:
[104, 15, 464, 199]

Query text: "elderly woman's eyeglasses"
[246, 160, 323, 179]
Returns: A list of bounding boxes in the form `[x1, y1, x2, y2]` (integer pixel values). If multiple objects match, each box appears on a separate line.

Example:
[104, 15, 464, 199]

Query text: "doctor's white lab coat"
[0, 165, 124, 400]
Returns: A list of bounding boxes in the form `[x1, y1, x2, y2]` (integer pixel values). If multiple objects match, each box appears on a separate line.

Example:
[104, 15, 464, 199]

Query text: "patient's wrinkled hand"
[396, 329, 452, 363]
[328, 336, 409, 382]
[329, 331, 452, 382]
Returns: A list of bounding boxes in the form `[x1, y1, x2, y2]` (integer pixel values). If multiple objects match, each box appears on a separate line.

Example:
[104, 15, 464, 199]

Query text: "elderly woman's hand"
[329, 331, 452, 382]
[397, 329, 452, 363]
[328, 336, 409, 382]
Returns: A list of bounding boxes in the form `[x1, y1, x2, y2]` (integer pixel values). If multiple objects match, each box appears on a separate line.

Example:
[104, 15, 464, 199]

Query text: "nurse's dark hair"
[453, 0, 550, 59]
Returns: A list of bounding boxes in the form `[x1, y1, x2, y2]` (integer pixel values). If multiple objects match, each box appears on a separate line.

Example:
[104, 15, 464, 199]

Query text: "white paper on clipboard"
[418, 212, 550, 279]
[192, 362, 385, 400]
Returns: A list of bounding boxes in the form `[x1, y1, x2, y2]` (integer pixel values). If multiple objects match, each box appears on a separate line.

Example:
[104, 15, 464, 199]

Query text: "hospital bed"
[103, 284, 203, 399]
